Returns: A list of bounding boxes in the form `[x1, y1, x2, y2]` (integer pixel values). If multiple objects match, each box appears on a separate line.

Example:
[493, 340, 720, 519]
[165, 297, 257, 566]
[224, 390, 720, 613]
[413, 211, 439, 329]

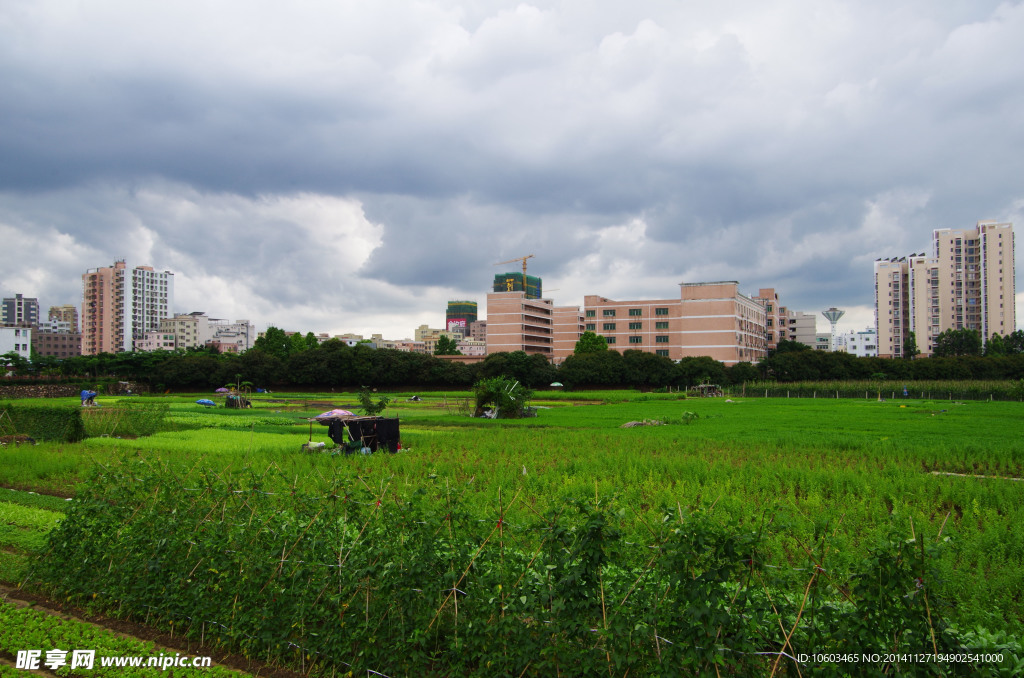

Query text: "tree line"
[5, 328, 1024, 392]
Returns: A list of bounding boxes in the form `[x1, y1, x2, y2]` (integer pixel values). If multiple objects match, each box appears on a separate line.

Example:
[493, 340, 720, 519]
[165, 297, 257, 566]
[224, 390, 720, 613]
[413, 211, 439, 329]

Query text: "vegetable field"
[2, 390, 1023, 676]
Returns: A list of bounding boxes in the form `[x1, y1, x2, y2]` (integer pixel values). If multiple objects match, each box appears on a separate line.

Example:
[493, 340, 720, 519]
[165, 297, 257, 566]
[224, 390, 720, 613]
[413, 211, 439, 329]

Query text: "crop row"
[26, 460, 1023, 677]
[739, 379, 1024, 401]
[0, 600, 247, 677]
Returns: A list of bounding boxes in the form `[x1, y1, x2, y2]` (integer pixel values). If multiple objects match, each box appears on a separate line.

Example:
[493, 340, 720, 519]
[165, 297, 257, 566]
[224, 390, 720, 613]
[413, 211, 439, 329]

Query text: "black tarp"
[325, 417, 400, 453]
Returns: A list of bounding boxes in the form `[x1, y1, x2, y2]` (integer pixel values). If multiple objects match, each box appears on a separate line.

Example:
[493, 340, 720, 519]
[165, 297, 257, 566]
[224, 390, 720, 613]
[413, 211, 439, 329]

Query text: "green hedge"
[81, 402, 169, 438]
[0, 402, 86, 442]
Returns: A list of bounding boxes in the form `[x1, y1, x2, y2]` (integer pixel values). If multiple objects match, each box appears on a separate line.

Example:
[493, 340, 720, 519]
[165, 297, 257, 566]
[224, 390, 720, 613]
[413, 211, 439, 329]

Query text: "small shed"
[689, 383, 723, 398]
[313, 414, 401, 453]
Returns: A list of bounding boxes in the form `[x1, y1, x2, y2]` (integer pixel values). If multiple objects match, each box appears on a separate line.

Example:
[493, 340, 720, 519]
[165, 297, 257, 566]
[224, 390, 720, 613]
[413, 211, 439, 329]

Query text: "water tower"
[822, 307, 845, 351]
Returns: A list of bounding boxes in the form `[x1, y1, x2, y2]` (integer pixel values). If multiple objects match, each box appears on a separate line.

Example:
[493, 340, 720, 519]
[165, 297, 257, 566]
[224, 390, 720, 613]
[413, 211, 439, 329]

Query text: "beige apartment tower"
[875, 221, 1015, 357]
[48, 305, 80, 332]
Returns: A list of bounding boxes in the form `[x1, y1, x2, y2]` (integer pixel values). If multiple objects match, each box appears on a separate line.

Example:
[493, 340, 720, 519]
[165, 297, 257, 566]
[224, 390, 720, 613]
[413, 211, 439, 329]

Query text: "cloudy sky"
[2, 0, 1023, 340]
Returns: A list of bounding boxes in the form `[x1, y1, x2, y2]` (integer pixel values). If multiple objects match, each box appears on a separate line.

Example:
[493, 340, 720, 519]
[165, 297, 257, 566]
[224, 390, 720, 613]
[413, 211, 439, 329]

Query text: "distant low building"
[456, 338, 487, 356]
[48, 304, 79, 333]
[135, 330, 177, 352]
[785, 311, 818, 347]
[33, 330, 82, 358]
[0, 326, 32, 360]
[839, 328, 878, 357]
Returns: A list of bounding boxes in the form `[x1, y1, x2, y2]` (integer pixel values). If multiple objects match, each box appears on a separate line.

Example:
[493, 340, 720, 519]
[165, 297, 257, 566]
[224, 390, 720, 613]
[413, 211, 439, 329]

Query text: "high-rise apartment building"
[48, 305, 80, 332]
[2, 294, 40, 326]
[875, 221, 1015, 357]
[81, 260, 175, 355]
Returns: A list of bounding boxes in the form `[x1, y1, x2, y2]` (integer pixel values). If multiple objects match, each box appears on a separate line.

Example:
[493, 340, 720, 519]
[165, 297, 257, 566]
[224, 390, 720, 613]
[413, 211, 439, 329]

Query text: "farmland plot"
[2, 393, 1023, 675]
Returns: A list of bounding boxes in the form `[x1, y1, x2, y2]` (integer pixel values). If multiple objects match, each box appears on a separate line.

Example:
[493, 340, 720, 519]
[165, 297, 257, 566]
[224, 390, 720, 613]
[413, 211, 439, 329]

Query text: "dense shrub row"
[0, 402, 85, 442]
[80, 402, 170, 438]
[32, 461, 1007, 677]
[11, 339, 1024, 391]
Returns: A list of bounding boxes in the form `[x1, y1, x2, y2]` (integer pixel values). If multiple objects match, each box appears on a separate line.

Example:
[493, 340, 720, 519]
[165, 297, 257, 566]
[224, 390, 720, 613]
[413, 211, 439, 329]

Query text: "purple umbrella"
[215, 387, 230, 393]
[316, 409, 355, 418]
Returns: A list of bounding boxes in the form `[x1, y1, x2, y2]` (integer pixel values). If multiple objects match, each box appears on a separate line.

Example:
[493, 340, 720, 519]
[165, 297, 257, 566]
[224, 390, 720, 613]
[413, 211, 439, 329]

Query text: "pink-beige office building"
[582, 282, 767, 365]
[485, 292, 583, 363]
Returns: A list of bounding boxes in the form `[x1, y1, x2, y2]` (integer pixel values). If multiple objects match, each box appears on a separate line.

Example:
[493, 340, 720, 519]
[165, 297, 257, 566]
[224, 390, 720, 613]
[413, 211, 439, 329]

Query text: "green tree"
[556, 350, 625, 389]
[471, 376, 532, 418]
[1005, 329, 1024, 354]
[479, 351, 556, 388]
[305, 332, 320, 351]
[773, 339, 812, 354]
[434, 336, 461, 355]
[289, 332, 308, 355]
[252, 326, 289, 360]
[1, 351, 30, 375]
[903, 331, 920, 359]
[727, 361, 759, 384]
[984, 333, 1006, 357]
[357, 388, 391, 416]
[676, 356, 728, 388]
[574, 331, 608, 354]
[932, 328, 982, 357]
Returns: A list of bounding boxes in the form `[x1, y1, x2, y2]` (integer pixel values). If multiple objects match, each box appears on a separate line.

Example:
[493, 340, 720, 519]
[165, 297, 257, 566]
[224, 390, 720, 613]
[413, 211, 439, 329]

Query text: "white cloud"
[1, 1, 1022, 343]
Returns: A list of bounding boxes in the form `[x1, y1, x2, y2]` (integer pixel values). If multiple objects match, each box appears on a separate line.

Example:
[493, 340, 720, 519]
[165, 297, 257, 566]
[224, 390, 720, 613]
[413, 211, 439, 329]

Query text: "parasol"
[316, 409, 355, 418]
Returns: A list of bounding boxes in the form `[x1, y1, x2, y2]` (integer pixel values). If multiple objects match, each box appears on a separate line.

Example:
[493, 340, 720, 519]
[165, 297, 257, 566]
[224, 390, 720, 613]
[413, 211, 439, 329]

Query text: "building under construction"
[492, 273, 542, 299]
[445, 300, 478, 334]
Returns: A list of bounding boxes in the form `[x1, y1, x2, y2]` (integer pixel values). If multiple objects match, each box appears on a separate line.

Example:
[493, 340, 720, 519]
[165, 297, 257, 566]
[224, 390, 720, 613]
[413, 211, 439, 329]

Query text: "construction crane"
[493, 254, 535, 277]
[493, 254, 536, 296]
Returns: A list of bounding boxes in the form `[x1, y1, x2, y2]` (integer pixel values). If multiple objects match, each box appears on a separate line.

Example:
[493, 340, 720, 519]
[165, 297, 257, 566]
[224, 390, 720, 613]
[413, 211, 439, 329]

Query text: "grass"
[1, 391, 1022, 637]
[0, 492, 65, 583]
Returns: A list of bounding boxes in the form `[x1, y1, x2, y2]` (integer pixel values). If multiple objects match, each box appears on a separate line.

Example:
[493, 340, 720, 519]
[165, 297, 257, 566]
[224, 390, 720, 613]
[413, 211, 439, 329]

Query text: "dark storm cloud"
[1, 0, 1023, 337]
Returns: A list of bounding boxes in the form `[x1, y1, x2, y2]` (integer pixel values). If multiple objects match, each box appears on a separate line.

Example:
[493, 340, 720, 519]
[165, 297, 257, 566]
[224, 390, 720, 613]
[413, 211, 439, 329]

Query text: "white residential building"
[838, 328, 878, 357]
[0, 327, 32, 359]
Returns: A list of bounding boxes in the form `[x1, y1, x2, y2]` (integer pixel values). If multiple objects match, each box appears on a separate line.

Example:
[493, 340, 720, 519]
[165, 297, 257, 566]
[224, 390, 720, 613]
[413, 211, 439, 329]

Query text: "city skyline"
[2, 1, 1023, 340]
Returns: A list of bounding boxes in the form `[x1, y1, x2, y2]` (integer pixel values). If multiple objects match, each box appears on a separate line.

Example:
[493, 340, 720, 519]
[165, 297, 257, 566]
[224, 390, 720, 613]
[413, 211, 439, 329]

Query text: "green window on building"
[656, 321, 669, 330]
[655, 307, 669, 316]
[603, 323, 616, 331]
[628, 308, 642, 316]
[629, 322, 642, 330]
[629, 336, 642, 344]
[656, 335, 669, 343]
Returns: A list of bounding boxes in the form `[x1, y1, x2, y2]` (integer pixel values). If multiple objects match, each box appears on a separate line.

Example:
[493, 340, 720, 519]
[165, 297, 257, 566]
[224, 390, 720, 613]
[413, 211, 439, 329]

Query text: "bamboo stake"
[769, 568, 818, 678]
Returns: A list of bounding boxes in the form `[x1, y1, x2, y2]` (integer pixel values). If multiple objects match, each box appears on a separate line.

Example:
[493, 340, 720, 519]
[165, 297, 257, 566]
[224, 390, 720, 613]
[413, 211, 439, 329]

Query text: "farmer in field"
[80, 388, 97, 406]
